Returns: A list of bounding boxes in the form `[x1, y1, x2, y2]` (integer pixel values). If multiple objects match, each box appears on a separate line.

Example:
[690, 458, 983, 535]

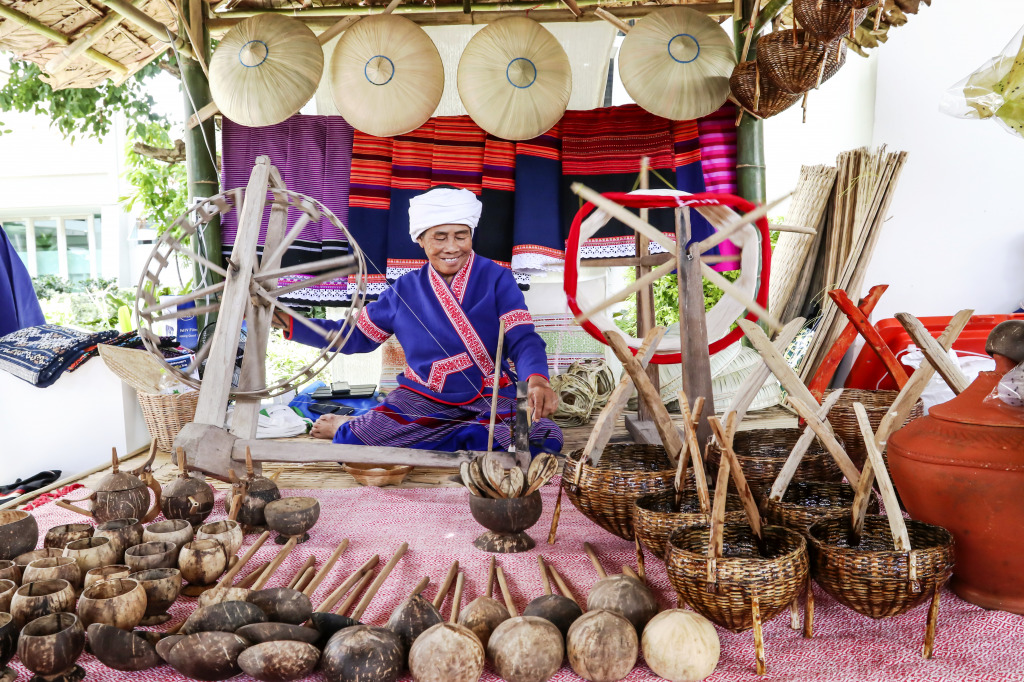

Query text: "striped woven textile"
[698, 101, 741, 269]
[221, 116, 354, 305]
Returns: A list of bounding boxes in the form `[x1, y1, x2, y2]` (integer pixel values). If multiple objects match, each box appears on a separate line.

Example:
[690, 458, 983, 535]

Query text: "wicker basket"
[562, 444, 676, 540]
[666, 523, 809, 632]
[807, 515, 954, 619]
[794, 0, 870, 42]
[706, 428, 844, 500]
[826, 389, 924, 470]
[763, 481, 878, 533]
[138, 391, 199, 452]
[634, 489, 747, 560]
[729, 60, 801, 119]
[756, 28, 847, 94]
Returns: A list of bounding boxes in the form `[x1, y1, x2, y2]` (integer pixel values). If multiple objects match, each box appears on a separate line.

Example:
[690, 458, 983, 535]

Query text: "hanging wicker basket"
[137, 391, 199, 452]
[763, 481, 879, 533]
[825, 389, 924, 470]
[562, 444, 676, 540]
[794, 0, 870, 43]
[756, 28, 847, 94]
[730, 60, 801, 119]
[634, 489, 746, 560]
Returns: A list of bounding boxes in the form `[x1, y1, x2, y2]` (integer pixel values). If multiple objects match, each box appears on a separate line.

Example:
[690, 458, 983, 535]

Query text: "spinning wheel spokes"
[135, 184, 369, 400]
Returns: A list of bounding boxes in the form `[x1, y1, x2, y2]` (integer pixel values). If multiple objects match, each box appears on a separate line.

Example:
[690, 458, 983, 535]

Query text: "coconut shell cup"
[0, 510, 38, 562]
[77, 578, 147, 630]
[94, 518, 143, 560]
[322, 625, 404, 682]
[566, 610, 638, 682]
[408, 622, 485, 682]
[181, 600, 267, 635]
[178, 539, 228, 596]
[457, 596, 511, 649]
[230, 476, 281, 530]
[386, 593, 443, 655]
[0, 579, 15, 614]
[264, 497, 320, 545]
[143, 519, 194, 553]
[196, 520, 244, 557]
[86, 622, 162, 671]
[24, 558, 82, 592]
[43, 524, 93, 551]
[62, 537, 118, 575]
[129, 567, 183, 625]
[83, 564, 131, 591]
[161, 472, 215, 528]
[236, 622, 321, 646]
[10, 578, 76, 628]
[587, 574, 659, 633]
[246, 588, 313, 625]
[164, 631, 248, 681]
[0, 560, 20, 585]
[14, 548, 63, 567]
[17, 613, 85, 681]
[238, 640, 321, 682]
[487, 616, 565, 682]
[0, 612, 17, 672]
[469, 493, 543, 553]
[125, 541, 178, 572]
[523, 594, 583, 640]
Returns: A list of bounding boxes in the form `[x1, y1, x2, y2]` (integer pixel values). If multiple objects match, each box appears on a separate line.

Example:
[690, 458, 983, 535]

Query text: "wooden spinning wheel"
[134, 178, 368, 399]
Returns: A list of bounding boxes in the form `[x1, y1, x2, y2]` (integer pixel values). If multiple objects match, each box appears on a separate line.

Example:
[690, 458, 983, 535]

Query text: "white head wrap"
[408, 187, 482, 242]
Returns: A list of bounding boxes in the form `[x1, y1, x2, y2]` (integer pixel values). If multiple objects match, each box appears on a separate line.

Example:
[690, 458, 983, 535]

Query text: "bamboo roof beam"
[95, 0, 195, 59]
[0, 4, 128, 75]
[44, 0, 150, 74]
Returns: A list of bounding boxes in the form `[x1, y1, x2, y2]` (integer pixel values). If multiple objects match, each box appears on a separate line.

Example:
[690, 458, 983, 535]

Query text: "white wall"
[864, 1, 1024, 319]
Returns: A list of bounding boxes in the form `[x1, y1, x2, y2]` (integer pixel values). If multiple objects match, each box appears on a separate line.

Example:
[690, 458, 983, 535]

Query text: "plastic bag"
[899, 346, 994, 412]
[940, 24, 1024, 140]
[992, 361, 1024, 408]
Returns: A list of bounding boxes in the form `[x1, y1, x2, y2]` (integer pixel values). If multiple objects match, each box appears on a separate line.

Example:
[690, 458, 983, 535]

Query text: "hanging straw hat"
[457, 17, 572, 141]
[618, 6, 736, 121]
[330, 14, 444, 137]
[209, 14, 324, 128]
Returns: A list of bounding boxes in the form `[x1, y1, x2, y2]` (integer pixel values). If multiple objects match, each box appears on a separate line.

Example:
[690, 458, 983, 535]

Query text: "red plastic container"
[844, 314, 1024, 391]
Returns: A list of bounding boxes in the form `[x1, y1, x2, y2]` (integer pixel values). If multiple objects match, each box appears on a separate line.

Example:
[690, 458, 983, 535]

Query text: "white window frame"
[2, 212, 101, 280]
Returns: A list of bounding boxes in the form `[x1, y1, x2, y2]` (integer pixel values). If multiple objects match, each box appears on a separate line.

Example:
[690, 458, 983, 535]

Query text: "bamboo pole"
[734, 0, 766, 205]
[95, 0, 194, 58]
[0, 5, 128, 75]
[45, 0, 149, 74]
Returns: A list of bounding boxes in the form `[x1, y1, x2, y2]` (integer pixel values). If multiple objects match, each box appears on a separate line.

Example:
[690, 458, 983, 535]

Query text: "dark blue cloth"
[0, 324, 117, 387]
[0, 226, 45, 337]
[289, 381, 384, 420]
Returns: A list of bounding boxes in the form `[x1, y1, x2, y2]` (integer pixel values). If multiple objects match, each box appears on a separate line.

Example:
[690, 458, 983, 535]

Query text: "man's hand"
[527, 375, 559, 420]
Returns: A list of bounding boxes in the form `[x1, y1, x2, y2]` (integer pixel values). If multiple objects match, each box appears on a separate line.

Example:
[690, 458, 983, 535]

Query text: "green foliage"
[0, 59, 169, 143]
[33, 275, 137, 331]
[119, 122, 189, 232]
[613, 268, 741, 337]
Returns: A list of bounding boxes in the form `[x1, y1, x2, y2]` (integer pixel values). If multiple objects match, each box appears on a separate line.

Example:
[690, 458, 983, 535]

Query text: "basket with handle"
[756, 28, 847, 94]
[666, 415, 809, 675]
[137, 391, 199, 452]
[730, 60, 801, 120]
[794, 0, 870, 42]
[807, 402, 954, 658]
[825, 388, 924, 470]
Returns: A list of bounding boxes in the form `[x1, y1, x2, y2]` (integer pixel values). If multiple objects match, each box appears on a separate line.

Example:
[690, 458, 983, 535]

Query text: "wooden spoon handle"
[485, 556, 496, 599]
[537, 556, 552, 596]
[293, 565, 317, 593]
[546, 563, 578, 606]
[412, 576, 430, 596]
[220, 530, 271, 587]
[302, 539, 350, 597]
[495, 562, 518, 617]
[449, 572, 465, 623]
[351, 542, 408, 621]
[583, 542, 607, 579]
[252, 536, 297, 590]
[287, 556, 317, 590]
[315, 554, 380, 613]
[336, 569, 374, 616]
[237, 560, 272, 589]
[432, 560, 459, 609]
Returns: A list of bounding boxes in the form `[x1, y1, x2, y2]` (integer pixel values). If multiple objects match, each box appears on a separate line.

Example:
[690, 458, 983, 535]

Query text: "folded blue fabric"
[0, 324, 117, 387]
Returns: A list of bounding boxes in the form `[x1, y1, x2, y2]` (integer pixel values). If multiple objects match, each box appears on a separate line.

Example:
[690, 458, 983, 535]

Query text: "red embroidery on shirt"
[450, 252, 474, 304]
[404, 353, 473, 393]
[357, 307, 391, 343]
[500, 309, 533, 331]
[429, 263, 495, 377]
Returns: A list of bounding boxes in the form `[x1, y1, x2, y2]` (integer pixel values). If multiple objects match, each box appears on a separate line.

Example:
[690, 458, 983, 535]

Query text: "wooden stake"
[768, 389, 845, 501]
[752, 595, 766, 675]
[216, 531, 270, 587]
[293, 565, 317, 593]
[487, 321, 506, 452]
[486, 556, 497, 599]
[922, 586, 941, 659]
[708, 416, 762, 545]
[828, 289, 909, 389]
[287, 556, 317, 590]
[786, 395, 861, 487]
[237, 560, 272, 589]
[807, 285, 887, 402]
[896, 313, 969, 394]
[538, 556, 552, 595]
[677, 390, 710, 513]
[634, 535, 646, 582]
[727, 317, 804, 422]
[546, 563, 578, 605]
[803, 574, 814, 638]
[351, 542, 409, 620]
[302, 539, 350, 597]
[853, 403, 910, 551]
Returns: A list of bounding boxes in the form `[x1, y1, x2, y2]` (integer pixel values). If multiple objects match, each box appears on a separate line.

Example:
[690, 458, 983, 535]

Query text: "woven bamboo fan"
[457, 17, 571, 140]
[209, 15, 323, 128]
[729, 61, 801, 119]
[756, 28, 847, 95]
[618, 6, 736, 120]
[794, 0, 870, 43]
[331, 14, 444, 137]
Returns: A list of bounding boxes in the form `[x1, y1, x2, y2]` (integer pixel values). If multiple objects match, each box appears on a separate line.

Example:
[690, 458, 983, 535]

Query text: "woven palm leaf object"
[618, 6, 736, 120]
[562, 445, 676, 540]
[794, 0, 870, 43]
[331, 14, 444, 137]
[756, 28, 847, 95]
[210, 15, 323, 127]
[457, 17, 571, 141]
[729, 60, 801, 119]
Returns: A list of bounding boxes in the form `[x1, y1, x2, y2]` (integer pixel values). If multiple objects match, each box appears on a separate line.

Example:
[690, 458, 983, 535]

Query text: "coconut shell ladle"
[584, 542, 658, 634]
[409, 571, 484, 682]
[487, 565, 564, 682]
[523, 555, 583, 639]
[386, 562, 453, 656]
[456, 556, 511, 649]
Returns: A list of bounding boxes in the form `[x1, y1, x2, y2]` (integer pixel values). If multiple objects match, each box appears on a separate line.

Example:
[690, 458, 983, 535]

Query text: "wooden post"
[181, 0, 222, 334]
[734, 0, 766, 205]
[676, 208, 715, 447]
[635, 157, 660, 424]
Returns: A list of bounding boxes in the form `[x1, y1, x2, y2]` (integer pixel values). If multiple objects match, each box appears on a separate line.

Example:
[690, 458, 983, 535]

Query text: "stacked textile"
[0, 325, 118, 387]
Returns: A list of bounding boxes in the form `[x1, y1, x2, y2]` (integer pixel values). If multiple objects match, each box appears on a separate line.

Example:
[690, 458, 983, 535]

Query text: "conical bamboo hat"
[457, 17, 572, 141]
[618, 7, 736, 120]
[330, 14, 444, 137]
[210, 14, 323, 128]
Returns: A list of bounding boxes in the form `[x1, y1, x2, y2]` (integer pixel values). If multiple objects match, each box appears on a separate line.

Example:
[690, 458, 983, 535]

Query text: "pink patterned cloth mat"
[11, 478, 1024, 682]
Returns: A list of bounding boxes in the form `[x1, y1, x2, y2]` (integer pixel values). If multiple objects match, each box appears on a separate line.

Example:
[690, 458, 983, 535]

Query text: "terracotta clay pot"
[889, 337, 1024, 614]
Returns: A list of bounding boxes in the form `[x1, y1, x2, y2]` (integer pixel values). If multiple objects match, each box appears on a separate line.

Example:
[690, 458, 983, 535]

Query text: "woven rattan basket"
[763, 481, 878, 533]
[729, 60, 801, 119]
[666, 523, 809, 632]
[706, 428, 844, 500]
[756, 28, 847, 94]
[826, 389, 924, 469]
[807, 515, 954, 619]
[634, 489, 747, 560]
[794, 0, 870, 42]
[138, 391, 199, 452]
[562, 444, 676, 540]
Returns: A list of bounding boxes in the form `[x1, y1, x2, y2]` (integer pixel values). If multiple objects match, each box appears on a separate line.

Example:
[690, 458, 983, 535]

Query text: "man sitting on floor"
[275, 186, 562, 455]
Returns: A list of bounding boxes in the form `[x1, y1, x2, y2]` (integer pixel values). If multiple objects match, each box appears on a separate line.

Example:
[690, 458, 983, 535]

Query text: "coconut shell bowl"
[178, 539, 228, 597]
[264, 497, 320, 545]
[77, 577, 147, 631]
[0, 612, 16, 682]
[129, 567, 182, 625]
[17, 612, 86, 682]
[0, 510, 38, 561]
[469, 492, 543, 553]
